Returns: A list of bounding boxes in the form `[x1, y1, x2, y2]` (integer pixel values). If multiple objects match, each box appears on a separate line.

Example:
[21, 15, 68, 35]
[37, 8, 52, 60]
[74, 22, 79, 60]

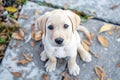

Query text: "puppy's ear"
[36, 12, 50, 36]
[64, 10, 80, 33]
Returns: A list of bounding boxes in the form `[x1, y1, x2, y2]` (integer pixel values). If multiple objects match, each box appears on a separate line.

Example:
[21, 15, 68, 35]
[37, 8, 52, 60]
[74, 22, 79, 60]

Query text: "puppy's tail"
[77, 26, 91, 41]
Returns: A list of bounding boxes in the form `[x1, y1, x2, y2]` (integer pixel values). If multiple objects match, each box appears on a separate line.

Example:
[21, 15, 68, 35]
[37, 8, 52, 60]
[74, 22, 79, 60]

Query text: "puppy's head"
[37, 9, 80, 47]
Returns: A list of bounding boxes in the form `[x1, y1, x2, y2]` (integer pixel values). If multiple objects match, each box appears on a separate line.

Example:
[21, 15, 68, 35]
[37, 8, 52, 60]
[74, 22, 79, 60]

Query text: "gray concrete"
[0, 1, 120, 80]
[36, 0, 120, 25]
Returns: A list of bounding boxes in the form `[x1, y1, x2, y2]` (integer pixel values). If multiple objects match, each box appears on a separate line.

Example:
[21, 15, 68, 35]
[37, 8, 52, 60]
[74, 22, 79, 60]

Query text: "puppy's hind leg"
[77, 43, 92, 62]
[40, 50, 48, 61]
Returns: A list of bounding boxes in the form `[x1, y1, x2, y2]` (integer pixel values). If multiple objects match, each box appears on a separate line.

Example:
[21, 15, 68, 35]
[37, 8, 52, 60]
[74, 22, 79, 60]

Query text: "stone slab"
[0, 1, 120, 80]
[36, 0, 120, 25]
[0, 2, 66, 80]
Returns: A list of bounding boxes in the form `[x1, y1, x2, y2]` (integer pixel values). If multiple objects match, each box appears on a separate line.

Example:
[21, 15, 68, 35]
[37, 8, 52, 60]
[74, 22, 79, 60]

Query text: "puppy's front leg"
[40, 50, 48, 61]
[45, 56, 57, 72]
[68, 52, 80, 76]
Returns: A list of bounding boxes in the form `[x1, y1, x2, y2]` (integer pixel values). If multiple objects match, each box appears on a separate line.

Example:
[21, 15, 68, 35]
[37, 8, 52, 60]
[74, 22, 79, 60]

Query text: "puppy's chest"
[54, 48, 67, 58]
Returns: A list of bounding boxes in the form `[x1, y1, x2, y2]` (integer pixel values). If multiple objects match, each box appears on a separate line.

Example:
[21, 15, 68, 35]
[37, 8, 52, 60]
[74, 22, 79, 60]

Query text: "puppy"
[37, 9, 92, 76]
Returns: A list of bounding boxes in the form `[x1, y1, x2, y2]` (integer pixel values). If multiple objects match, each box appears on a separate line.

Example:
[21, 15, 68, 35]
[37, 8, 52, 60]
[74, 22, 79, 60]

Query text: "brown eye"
[48, 25, 54, 30]
[64, 24, 69, 29]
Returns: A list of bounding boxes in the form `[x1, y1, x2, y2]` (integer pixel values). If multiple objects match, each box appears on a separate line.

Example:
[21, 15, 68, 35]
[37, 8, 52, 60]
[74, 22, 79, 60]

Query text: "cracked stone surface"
[37, 0, 120, 24]
[0, 1, 120, 80]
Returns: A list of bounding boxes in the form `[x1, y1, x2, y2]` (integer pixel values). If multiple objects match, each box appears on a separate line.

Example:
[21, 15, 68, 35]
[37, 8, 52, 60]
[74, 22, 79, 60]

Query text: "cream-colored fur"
[37, 9, 92, 76]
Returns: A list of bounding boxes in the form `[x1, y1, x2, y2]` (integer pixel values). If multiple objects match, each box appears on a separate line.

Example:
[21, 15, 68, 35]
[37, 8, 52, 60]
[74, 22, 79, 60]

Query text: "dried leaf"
[90, 33, 94, 40]
[22, 53, 32, 62]
[114, 27, 119, 32]
[93, 77, 99, 80]
[90, 50, 99, 58]
[110, 5, 120, 10]
[81, 40, 90, 51]
[82, 39, 91, 46]
[12, 32, 23, 40]
[11, 72, 21, 77]
[43, 74, 49, 80]
[9, 18, 19, 27]
[31, 31, 35, 39]
[19, 28, 25, 38]
[18, 14, 28, 19]
[107, 78, 112, 80]
[17, 59, 29, 65]
[0, 45, 6, 51]
[94, 66, 106, 80]
[116, 63, 120, 67]
[31, 23, 35, 31]
[35, 9, 40, 16]
[61, 71, 70, 80]
[30, 41, 34, 47]
[34, 30, 42, 41]
[99, 24, 113, 33]
[97, 35, 108, 47]
[108, 30, 113, 35]
[5, 7, 17, 13]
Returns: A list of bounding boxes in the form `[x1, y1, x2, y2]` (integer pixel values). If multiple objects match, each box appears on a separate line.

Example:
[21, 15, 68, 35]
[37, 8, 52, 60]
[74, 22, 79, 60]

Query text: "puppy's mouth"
[55, 44, 64, 47]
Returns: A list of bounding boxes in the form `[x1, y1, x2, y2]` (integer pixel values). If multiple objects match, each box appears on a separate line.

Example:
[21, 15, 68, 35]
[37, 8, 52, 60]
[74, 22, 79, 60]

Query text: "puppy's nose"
[55, 38, 64, 44]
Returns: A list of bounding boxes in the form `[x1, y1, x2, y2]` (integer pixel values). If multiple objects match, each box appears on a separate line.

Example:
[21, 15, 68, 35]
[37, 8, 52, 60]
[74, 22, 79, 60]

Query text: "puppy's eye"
[48, 25, 54, 30]
[64, 24, 69, 29]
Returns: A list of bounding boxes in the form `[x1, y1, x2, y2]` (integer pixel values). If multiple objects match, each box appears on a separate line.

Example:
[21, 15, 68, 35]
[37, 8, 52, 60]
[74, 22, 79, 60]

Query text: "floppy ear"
[64, 10, 80, 33]
[36, 12, 50, 36]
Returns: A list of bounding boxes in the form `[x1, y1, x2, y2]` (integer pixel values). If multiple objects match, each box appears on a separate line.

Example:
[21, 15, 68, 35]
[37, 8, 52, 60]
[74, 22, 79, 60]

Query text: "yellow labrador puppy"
[37, 9, 92, 76]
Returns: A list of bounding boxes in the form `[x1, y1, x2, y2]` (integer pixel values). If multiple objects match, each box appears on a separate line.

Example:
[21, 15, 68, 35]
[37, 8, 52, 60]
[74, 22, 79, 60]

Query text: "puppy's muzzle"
[55, 38, 64, 45]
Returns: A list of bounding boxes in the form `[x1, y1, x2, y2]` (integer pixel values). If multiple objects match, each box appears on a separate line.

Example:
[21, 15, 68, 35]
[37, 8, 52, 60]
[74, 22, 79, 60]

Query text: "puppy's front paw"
[69, 64, 80, 76]
[81, 52, 92, 62]
[40, 51, 48, 61]
[45, 60, 56, 72]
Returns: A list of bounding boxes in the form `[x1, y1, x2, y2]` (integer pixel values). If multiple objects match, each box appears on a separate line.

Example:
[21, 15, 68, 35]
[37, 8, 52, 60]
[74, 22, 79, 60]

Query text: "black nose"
[55, 38, 64, 44]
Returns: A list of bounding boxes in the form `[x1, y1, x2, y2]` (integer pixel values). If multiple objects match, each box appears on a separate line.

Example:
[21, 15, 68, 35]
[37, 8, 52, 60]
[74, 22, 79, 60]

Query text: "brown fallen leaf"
[61, 71, 70, 80]
[35, 9, 40, 16]
[107, 78, 112, 80]
[0, 45, 6, 51]
[90, 50, 100, 58]
[31, 23, 35, 31]
[82, 39, 91, 46]
[81, 40, 90, 51]
[114, 26, 120, 32]
[18, 14, 28, 19]
[110, 4, 120, 10]
[93, 77, 99, 80]
[97, 35, 108, 47]
[108, 30, 113, 35]
[30, 41, 34, 47]
[31, 31, 35, 40]
[19, 28, 25, 38]
[11, 72, 21, 77]
[12, 32, 23, 40]
[90, 33, 94, 40]
[22, 53, 32, 62]
[99, 24, 113, 33]
[116, 63, 120, 67]
[43, 74, 49, 80]
[34, 30, 42, 41]
[94, 66, 106, 80]
[17, 59, 29, 65]
[9, 18, 19, 27]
